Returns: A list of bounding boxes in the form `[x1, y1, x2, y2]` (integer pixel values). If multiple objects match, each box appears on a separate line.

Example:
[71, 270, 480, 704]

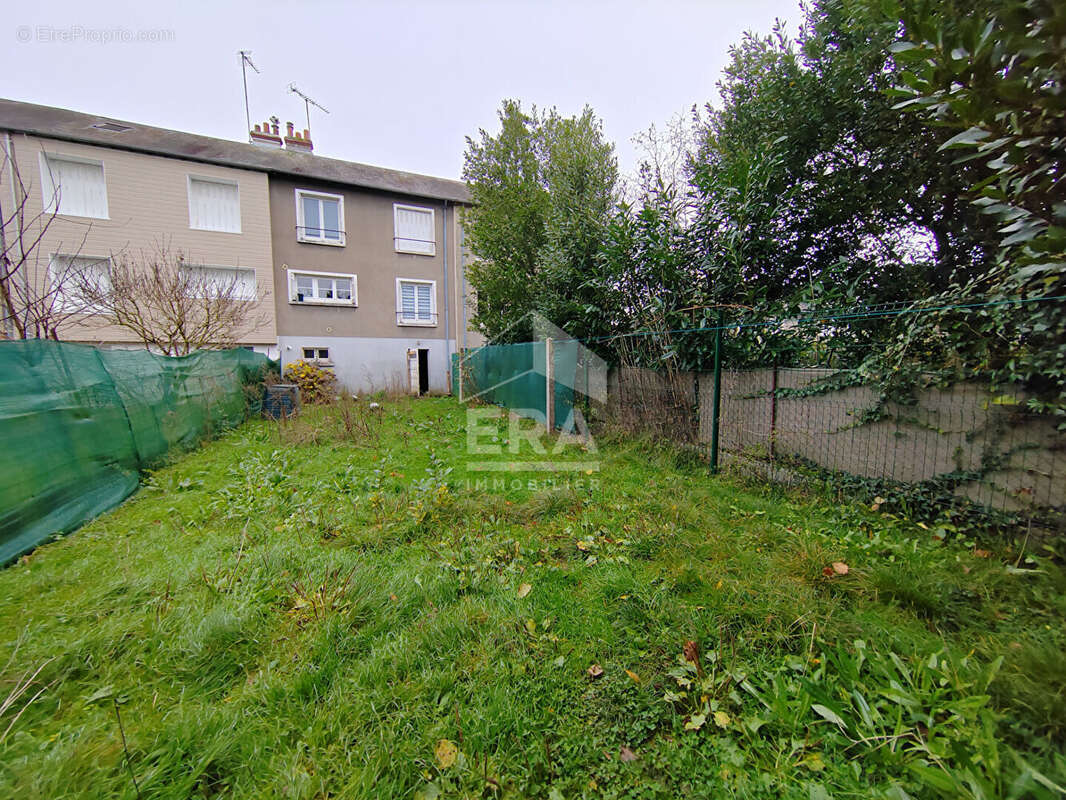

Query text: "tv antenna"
[239, 50, 260, 134]
[288, 83, 329, 138]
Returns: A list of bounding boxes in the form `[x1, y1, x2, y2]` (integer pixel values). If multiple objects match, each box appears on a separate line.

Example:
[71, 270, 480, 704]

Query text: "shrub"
[283, 360, 337, 405]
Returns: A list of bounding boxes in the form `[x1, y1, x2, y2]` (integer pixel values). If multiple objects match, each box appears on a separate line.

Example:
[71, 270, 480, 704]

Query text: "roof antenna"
[239, 51, 260, 136]
[288, 83, 329, 139]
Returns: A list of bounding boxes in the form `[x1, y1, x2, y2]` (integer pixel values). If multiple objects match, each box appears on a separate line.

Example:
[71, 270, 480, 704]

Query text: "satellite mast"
[239, 50, 260, 135]
[288, 83, 329, 138]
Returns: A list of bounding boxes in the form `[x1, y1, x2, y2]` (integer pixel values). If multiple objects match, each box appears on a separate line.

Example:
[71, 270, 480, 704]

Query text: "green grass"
[0, 396, 1063, 799]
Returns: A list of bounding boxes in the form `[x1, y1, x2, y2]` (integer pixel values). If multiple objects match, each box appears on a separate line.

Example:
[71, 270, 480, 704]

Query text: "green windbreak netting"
[461, 342, 547, 420]
[0, 340, 268, 564]
[459, 341, 577, 430]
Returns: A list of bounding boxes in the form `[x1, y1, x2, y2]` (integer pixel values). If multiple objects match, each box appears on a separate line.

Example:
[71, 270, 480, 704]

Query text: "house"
[0, 100, 278, 355]
[0, 98, 481, 392]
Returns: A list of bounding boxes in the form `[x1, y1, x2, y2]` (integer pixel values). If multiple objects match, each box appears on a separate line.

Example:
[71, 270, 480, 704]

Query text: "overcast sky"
[3, 0, 803, 182]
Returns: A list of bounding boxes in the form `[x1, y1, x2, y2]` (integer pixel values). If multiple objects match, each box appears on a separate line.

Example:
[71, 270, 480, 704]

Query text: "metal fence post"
[457, 351, 464, 403]
[710, 312, 723, 474]
[545, 337, 555, 431]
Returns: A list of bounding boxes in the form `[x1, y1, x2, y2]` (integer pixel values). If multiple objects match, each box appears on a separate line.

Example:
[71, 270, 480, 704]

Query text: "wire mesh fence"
[458, 298, 1065, 536]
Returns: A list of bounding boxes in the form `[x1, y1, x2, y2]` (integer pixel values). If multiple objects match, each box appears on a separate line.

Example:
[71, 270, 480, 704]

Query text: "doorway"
[417, 349, 429, 395]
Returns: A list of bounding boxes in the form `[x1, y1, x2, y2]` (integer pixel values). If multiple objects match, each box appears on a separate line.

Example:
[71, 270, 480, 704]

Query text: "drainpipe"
[3, 132, 27, 339]
[459, 218, 467, 352]
[441, 199, 450, 384]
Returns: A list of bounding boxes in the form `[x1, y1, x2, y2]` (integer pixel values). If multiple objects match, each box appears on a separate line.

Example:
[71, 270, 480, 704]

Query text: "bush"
[283, 360, 338, 405]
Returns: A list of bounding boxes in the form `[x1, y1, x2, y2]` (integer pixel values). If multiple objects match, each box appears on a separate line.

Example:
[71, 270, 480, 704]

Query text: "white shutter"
[49, 255, 111, 310]
[182, 265, 256, 299]
[43, 156, 108, 218]
[189, 178, 241, 232]
[400, 282, 417, 318]
[394, 205, 435, 255]
[416, 283, 432, 320]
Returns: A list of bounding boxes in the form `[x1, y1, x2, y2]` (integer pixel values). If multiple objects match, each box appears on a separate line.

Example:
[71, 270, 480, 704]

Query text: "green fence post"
[710, 311, 723, 474]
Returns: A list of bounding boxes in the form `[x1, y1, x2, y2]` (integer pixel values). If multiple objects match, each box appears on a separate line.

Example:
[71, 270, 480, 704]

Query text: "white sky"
[2, 0, 803, 181]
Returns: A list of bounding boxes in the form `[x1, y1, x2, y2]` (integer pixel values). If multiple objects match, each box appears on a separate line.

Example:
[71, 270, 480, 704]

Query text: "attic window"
[91, 122, 132, 133]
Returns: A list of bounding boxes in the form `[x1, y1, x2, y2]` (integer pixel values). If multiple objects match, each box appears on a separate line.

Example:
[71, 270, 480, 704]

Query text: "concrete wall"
[0, 132, 276, 346]
[278, 335, 451, 395]
[697, 368, 1065, 516]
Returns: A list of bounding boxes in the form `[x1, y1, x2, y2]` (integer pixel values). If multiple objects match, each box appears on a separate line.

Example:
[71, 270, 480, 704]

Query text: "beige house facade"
[0, 131, 278, 352]
[0, 99, 483, 391]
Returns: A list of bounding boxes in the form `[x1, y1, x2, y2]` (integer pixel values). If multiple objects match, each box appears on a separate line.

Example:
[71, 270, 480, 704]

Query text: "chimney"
[283, 122, 314, 154]
[249, 116, 283, 148]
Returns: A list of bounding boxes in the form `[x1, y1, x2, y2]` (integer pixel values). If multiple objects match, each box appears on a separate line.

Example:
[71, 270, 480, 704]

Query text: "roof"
[0, 98, 471, 204]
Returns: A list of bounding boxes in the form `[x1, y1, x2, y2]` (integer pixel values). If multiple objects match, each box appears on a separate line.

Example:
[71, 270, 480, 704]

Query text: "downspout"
[460, 216, 467, 352]
[441, 199, 450, 385]
[3, 132, 27, 339]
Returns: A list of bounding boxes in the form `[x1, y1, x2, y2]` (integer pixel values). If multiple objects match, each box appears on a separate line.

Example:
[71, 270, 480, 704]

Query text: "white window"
[48, 254, 111, 312]
[288, 269, 356, 306]
[396, 278, 435, 325]
[302, 347, 330, 361]
[181, 264, 257, 300]
[39, 153, 108, 219]
[296, 189, 345, 245]
[188, 176, 241, 233]
[394, 204, 436, 255]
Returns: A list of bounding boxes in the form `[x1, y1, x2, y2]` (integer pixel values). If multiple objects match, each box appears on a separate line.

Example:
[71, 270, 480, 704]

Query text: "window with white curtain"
[181, 265, 257, 300]
[288, 269, 356, 306]
[396, 278, 435, 325]
[188, 177, 241, 233]
[39, 154, 108, 219]
[49, 254, 112, 311]
[393, 204, 435, 255]
[296, 190, 345, 245]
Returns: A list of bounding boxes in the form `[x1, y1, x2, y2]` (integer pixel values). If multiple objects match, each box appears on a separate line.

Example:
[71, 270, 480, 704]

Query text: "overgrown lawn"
[1, 397, 1063, 799]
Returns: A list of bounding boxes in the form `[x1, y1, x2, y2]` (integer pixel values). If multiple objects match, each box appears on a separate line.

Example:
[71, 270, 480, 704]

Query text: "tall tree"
[462, 101, 618, 342]
[690, 2, 1002, 316]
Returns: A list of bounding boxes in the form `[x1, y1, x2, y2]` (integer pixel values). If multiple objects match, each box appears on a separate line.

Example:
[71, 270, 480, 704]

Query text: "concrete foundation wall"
[279, 335, 453, 395]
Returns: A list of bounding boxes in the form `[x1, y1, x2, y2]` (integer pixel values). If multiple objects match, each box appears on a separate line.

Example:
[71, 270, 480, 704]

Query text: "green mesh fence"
[459, 341, 579, 431]
[460, 342, 548, 420]
[0, 340, 269, 564]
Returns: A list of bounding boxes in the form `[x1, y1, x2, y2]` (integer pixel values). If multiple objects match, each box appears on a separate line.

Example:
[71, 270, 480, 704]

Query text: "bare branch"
[74, 241, 270, 355]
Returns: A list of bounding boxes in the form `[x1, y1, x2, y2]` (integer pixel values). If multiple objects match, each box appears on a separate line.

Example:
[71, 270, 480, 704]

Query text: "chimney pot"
[253, 123, 261, 133]
[286, 121, 294, 137]
[303, 129, 310, 140]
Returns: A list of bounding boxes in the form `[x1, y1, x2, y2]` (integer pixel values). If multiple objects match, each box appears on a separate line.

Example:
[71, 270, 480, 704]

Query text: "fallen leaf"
[683, 639, 700, 665]
[517, 582, 532, 599]
[434, 739, 458, 769]
[625, 669, 641, 684]
[525, 619, 537, 635]
[832, 561, 849, 575]
[587, 663, 604, 679]
[715, 579, 723, 590]
[684, 712, 706, 731]
[576, 541, 589, 551]
[619, 746, 638, 762]
[389, 593, 399, 602]
[713, 710, 730, 728]
[822, 566, 835, 577]
[414, 782, 441, 800]
[973, 549, 991, 558]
